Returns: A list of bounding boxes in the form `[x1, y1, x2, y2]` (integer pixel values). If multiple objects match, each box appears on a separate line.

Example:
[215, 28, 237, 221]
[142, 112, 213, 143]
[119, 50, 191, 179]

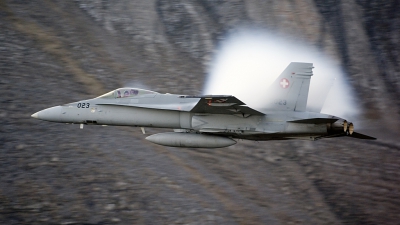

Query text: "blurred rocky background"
[0, 0, 399, 224]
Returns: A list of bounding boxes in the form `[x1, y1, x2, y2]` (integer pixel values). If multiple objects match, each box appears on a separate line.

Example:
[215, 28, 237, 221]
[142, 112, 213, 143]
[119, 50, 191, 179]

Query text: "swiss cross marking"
[280, 78, 289, 89]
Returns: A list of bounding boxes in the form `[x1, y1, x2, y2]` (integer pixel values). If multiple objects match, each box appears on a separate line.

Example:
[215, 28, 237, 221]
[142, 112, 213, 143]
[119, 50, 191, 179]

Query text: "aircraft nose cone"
[31, 106, 61, 121]
[31, 112, 39, 118]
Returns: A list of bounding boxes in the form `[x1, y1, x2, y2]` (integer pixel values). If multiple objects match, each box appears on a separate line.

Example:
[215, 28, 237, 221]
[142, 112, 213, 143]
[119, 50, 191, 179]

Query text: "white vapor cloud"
[203, 29, 359, 120]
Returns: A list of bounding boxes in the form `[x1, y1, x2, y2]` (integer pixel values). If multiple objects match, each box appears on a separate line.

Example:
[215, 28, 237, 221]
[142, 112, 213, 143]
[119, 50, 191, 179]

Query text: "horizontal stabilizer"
[348, 132, 376, 140]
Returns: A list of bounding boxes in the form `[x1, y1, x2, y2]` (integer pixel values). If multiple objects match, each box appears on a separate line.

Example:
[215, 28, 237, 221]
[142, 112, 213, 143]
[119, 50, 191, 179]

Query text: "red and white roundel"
[280, 78, 289, 89]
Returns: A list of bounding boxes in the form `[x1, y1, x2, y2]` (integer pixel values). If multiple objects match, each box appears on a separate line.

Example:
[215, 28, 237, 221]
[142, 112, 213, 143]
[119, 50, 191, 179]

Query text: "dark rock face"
[356, 0, 400, 113]
[157, 0, 204, 59]
[313, 0, 400, 130]
[1, 0, 399, 224]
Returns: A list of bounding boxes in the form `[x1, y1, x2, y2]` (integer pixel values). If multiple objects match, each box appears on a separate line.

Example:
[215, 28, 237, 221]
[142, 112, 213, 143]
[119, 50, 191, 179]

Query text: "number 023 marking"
[77, 103, 90, 108]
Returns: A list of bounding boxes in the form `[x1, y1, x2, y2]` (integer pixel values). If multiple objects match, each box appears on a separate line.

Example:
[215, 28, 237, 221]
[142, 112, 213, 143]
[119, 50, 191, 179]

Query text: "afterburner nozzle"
[343, 120, 348, 132]
[349, 123, 354, 135]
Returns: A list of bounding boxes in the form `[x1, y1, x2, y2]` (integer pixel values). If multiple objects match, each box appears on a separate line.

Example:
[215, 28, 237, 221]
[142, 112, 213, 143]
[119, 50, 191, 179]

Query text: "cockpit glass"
[96, 88, 158, 99]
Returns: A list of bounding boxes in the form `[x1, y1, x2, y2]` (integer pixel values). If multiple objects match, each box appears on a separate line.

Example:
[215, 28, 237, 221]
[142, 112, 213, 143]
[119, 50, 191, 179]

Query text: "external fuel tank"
[145, 132, 236, 148]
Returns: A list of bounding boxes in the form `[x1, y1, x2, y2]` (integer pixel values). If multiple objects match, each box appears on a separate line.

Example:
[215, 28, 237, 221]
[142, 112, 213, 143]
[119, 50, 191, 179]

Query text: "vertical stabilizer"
[265, 62, 313, 111]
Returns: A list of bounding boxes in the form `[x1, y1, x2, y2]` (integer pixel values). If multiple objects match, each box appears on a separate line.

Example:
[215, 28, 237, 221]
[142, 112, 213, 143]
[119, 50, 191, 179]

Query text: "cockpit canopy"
[96, 88, 159, 99]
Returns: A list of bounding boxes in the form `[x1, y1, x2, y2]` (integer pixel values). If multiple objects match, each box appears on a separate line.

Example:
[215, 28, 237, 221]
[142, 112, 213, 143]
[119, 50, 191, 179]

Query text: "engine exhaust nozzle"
[343, 120, 348, 132]
[349, 123, 354, 135]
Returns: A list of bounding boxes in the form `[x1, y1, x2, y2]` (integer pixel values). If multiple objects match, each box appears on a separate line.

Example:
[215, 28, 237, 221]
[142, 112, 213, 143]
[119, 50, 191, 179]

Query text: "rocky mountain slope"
[1, 0, 399, 224]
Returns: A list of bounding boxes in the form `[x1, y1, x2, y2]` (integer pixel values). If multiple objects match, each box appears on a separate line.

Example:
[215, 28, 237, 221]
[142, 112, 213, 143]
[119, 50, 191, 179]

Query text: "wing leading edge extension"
[95, 94, 264, 116]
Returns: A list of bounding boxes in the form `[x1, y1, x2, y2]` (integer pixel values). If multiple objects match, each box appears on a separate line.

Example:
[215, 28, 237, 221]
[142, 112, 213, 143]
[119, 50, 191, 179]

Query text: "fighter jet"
[31, 62, 375, 148]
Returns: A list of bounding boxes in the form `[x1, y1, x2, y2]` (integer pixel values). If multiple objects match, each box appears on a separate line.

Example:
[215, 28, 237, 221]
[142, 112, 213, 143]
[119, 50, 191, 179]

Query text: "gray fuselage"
[33, 92, 340, 141]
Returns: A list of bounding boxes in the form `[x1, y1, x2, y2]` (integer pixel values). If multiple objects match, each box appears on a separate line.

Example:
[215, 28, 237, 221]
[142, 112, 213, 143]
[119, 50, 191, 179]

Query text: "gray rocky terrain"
[1, 0, 399, 224]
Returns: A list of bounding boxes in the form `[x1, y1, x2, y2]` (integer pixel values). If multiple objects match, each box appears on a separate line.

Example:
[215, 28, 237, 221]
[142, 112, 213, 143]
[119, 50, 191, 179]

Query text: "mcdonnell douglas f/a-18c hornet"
[32, 62, 375, 148]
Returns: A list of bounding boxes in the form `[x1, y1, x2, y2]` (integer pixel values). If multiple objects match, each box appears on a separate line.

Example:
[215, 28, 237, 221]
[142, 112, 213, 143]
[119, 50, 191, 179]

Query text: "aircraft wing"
[186, 95, 265, 116]
[288, 118, 339, 124]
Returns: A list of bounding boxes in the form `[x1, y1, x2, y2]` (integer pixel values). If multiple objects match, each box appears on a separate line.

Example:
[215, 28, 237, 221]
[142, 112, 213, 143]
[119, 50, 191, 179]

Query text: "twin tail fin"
[265, 62, 313, 111]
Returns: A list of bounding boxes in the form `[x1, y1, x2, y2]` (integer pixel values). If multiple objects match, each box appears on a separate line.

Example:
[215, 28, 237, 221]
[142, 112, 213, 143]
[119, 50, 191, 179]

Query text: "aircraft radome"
[32, 62, 376, 148]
